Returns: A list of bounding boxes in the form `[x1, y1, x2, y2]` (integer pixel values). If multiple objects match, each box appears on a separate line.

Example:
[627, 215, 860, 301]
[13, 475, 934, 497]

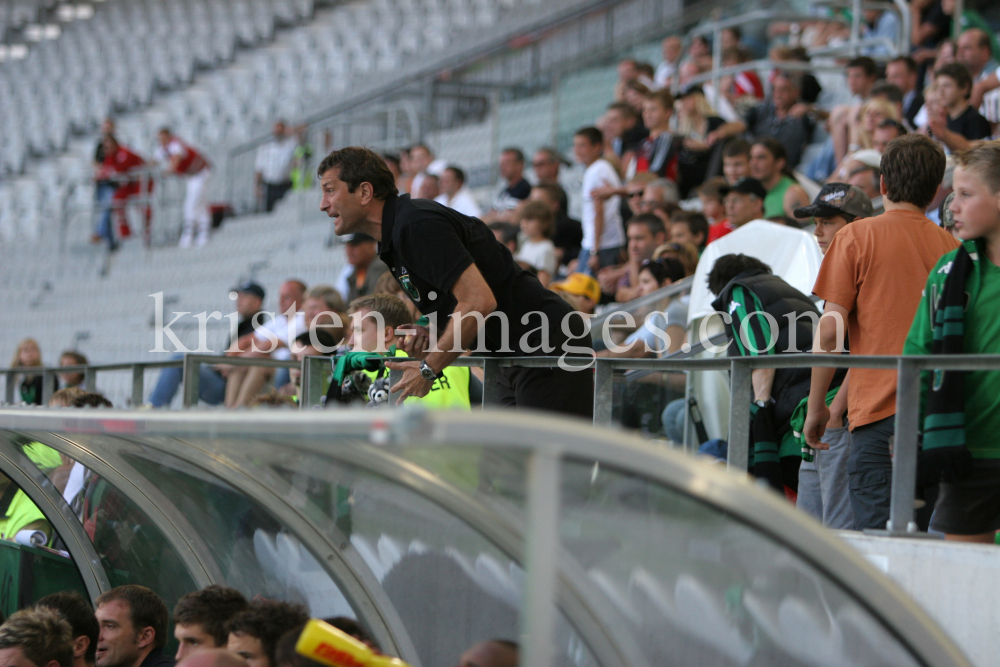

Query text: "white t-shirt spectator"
[253, 311, 306, 360]
[435, 189, 482, 218]
[625, 297, 689, 354]
[516, 239, 557, 277]
[581, 158, 625, 251]
[254, 137, 298, 184]
[654, 59, 680, 89]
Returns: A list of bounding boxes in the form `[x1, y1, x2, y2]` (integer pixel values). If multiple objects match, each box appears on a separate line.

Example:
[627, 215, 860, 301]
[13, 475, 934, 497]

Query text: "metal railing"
[9, 351, 1000, 538]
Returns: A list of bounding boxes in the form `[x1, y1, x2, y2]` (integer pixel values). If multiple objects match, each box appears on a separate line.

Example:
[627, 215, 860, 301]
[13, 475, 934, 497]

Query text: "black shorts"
[929, 459, 1000, 535]
[497, 364, 593, 419]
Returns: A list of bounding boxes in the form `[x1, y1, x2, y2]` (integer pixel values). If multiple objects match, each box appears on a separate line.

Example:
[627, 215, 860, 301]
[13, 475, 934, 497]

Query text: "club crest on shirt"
[399, 267, 420, 302]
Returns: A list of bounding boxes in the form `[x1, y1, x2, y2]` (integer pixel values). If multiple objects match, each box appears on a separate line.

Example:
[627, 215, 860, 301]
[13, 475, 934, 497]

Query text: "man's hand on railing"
[383, 360, 434, 404]
[397, 324, 431, 360]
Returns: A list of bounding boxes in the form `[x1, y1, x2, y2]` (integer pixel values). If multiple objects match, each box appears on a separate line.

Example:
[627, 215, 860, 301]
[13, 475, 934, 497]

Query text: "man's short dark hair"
[753, 138, 788, 166]
[95, 585, 169, 652]
[227, 601, 309, 667]
[35, 592, 98, 665]
[962, 27, 990, 50]
[173, 586, 249, 647]
[627, 213, 666, 238]
[348, 294, 413, 330]
[574, 126, 603, 146]
[722, 138, 751, 159]
[444, 165, 465, 185]
[0, 608, 74, 667]
[678, 212, 709, 246]
[847, 56, 878, 78]
[888, 55, 917, 74]
[274, 616, 379, 666]
[317, 147, 399, 201]
[532, 183, 569, 216]
[707, 254, 773, 295]
[501, 147, 524, 163]
[848, 165, 881, 197]
[518, 200, 556, 237]
[934, 62, 973, 99]
[870, 82, 903, 104]
[60, 350, 88, 366]
[488, 221, 519, 246]
[880, 134, 945, 208]
[70, 393, 113, 408]
[607, 101, 638, 121]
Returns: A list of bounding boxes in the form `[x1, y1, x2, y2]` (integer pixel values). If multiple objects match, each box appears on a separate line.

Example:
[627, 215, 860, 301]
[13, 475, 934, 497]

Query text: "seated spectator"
[904, 142, 1000, 543]
[769, 46, 823, 105]
[597, 214, 667, 302]
[173, 586, 248, 661]
[720, 26, 743, 52]
[35, 592, 99, 667]
[530, 147, 566, 186]
[515, 201, 558, 287]
[685, 34, 713, 70]
[599, 257, 687, 358]
[148, 282, 265, 408]
[887, 56, 925, 126]
[613, 58, 640, 101]
[70, 393, 113, 408]
[709, 253, 819, 495]
[381, 153, 401, 191]
[254, 120, 298, 213]
[721, 46, 765, 117]
[697, 177, 729, 234]
[94, 585, 173, 667]
[58, 351, 87, 389]
[853, 97, 903, 154]
[635, 178, 680, 230]
[227, 601, 309, 667]
[653, 35, 683, 89]
[0, 607, 74, 667]
[860, 8, 901, 57]
[301, 285, 347, 346]
[486, 148, 531, 220]
[830, 57, 880, 163]
[605, 102, 648, 165]
[720, 138, 751, 185]
[805, 134, 959, 530]
[435, 166, 482, 218]
[550, 273, 600, 315]
[719, 177, 768, 234]
[751, 139, 810, 219]
[344, 234, 390, 302]
[797, 181, 875, 254]
[282, 329, 340, 400]
[530, 184, 582, 268]
[416, 173, 440, 200]
[669, 211, 708, 253]
[872, 118, 907, 152]
[957, 28, 999, 85]
[927, 63, 993, 152]
[847, 164, 882, 201]
[573, 126, 626, 274]
[404, 143, 433, 197]
[348, 294, 475, 409]
[631, 90, 679, 182]
[9, 338, 56, 406]
[488, 221, 519, 255]
[457, 641, 518, 667]
[225, 279, 307, 408]
[675, 86, 725, 198]
[727, 71, 815, 169]
[653, 241, 700, 276]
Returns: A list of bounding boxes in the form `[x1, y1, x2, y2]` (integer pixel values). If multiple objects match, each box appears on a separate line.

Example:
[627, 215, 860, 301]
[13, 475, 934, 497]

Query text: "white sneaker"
[195, 232, 210, 247]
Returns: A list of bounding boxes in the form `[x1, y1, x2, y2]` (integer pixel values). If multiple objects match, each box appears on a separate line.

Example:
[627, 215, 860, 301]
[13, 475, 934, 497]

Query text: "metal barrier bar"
[727, 360, 752, 472]
[181, 354, 300, 408]
[889, 358, 921, 533]
[522, 446, 562, 667]
[593, 360, 614, 426]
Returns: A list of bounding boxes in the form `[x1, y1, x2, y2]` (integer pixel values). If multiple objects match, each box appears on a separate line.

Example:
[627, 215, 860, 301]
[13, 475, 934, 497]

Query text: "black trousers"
[496, 365, 593, 419]
[264, 180, 293, 212]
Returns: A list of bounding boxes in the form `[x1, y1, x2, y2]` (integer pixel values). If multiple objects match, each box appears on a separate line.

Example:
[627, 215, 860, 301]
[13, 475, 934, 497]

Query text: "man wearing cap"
[550, 273, 601, 315]
[790, 183, 873, 529]
[719, 178, 767, 234]
[318, 147, 593, 417]
[147, 283, 264, 407]
[344, 233, 390, 302]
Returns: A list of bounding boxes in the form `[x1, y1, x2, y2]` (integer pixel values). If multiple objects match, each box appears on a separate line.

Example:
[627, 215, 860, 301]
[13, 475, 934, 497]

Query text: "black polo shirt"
[946, 106, 992, 142]
[379, 194, 583, 355]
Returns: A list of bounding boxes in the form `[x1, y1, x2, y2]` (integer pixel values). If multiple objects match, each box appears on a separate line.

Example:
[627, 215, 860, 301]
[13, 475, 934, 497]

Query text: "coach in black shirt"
[318, 147, 593, 417]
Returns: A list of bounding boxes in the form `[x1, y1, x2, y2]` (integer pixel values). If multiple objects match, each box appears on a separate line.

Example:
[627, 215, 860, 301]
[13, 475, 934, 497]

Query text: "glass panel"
[6, 433, 199, 615]
[219, 437, 598, 667]
[560, 457, 924, 667]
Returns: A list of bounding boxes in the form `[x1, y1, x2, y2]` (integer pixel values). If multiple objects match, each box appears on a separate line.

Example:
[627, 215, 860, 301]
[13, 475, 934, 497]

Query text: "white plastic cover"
[687, 220, 824, 324]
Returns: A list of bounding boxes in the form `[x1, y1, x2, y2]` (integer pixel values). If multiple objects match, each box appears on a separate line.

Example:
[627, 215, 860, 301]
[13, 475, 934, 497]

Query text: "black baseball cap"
[719, 177, 768, 201]
[232, 281, 265, 300]
[677, 85, 704, 99]
[343, 233, 376, 244]
[794, 183, 874, 221]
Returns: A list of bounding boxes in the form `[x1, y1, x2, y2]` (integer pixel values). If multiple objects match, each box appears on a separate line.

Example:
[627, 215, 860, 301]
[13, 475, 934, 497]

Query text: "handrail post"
[727, 359, 752, 471]
[182, 354, 201, 408]
[41, 369, 55, 406]
[482, 358, 501, 408]
[521, 446, 561, 667]
[4, 372, 14, 404]
[84, 367, 97, 392]
[592, 359, 614, 426]
[388, 367, 403, 407]
[888, 358, 920, 533]
[711, 25, 722, 110]
[851, 0, 862, 56]
[131, 364, 144, 407]
[300, 356, 326, 409]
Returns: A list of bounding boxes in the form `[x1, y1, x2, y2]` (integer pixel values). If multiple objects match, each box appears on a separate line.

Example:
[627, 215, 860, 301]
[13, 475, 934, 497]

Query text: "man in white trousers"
[156, 128, 212, 247]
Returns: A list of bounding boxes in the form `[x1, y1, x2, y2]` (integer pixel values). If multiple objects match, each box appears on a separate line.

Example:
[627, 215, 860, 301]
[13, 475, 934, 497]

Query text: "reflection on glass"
[561, 458, 921, 667]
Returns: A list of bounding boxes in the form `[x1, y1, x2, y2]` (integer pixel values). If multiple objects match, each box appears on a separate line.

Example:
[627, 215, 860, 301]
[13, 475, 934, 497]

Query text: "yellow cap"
[550, 272, 601, 303]
[295, 619, 373, 667]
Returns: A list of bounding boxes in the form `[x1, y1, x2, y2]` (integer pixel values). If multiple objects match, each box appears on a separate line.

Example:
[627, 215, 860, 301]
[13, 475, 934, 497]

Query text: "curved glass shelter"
[0, 408, 970, 667]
